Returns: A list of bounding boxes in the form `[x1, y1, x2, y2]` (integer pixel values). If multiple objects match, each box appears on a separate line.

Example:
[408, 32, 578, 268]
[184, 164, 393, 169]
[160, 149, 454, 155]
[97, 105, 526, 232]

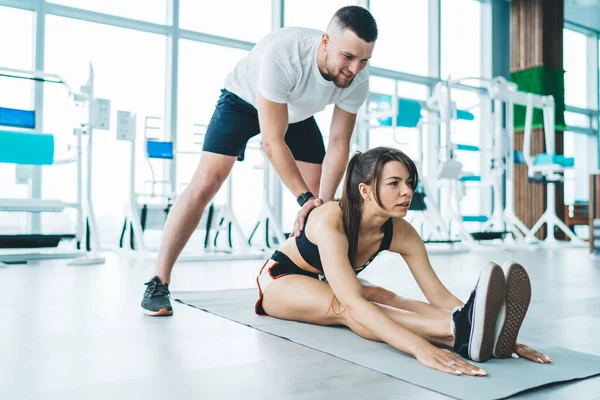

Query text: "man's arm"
[257, 92, 314, 199]
[320, 77, 369, 201]
[319, 106, 356, 202]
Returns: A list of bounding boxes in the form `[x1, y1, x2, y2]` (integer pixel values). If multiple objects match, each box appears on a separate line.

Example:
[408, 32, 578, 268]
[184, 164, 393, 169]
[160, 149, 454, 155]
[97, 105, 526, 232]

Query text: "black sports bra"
[295, 213, 394, 275]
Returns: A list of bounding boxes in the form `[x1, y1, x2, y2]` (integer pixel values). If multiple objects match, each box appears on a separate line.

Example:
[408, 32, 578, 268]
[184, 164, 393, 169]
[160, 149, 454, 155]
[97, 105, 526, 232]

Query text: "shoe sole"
[493, 262, 531, 358]
[142, 307, 174, 316]
[469, 263, 506, 362]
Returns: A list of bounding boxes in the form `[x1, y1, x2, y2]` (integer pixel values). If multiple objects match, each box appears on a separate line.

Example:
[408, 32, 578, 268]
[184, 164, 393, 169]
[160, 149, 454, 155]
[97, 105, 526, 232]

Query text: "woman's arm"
[388, 219, 463, 311]
[310, 211, 487, 376]
[313, 214, 430, 356]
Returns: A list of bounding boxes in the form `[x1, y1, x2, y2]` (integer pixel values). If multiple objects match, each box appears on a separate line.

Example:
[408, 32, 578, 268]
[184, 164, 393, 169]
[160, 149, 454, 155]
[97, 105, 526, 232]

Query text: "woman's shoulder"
[387, 216, 425, 253]
[307, 201, 344, 231]
[390, 216, 418, 236]
[318, 200, 343, 214]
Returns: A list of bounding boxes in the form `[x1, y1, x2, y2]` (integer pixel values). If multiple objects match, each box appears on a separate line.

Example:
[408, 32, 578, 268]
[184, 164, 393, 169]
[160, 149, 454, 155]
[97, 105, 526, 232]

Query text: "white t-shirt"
[224, 27, 370, 124]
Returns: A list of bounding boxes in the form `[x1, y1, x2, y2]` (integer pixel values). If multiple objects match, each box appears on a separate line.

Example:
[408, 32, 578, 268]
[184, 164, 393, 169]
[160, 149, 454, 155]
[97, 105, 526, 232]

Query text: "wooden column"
[510, 0, 565, 239]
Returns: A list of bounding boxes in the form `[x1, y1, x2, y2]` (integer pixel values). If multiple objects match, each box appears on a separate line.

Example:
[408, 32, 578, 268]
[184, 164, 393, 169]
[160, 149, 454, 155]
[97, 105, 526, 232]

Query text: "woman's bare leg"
[262, 275, 454, 348]
[359, 279, 455, 318]
[371, 303, 454, 347]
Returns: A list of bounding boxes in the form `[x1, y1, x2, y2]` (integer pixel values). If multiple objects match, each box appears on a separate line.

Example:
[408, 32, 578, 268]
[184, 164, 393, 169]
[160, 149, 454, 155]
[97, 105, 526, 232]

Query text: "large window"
[367, 77, 429, 158]
[0, 6, 35, 234]
[180, 0, 271, 42]
[44, 16, 166, 243]
[369, 0, 428, 75]
[562, 28, 593, 206]
[563, 29, 587, 109]
[2, 0, 540, 243]
[441, 0, 481, 79]
[0, 6, 34, 110]
[440, 0, 483, 221]
[178, 41, 248, 136]
[284, 0, 354, 30]
[47, 0, 168, 24]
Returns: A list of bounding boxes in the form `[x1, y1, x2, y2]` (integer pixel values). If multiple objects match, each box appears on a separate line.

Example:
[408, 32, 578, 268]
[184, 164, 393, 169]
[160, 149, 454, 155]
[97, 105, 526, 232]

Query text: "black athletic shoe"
[493, 261, 531, 358]
[141, 276, 173, 316]
[452, 262, 506, 362]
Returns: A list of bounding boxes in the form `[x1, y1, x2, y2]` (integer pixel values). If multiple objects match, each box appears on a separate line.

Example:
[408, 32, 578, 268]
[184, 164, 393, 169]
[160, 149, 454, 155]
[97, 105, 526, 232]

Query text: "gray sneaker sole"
[493, 262, 531, 358]
[469, 264, 506, 362]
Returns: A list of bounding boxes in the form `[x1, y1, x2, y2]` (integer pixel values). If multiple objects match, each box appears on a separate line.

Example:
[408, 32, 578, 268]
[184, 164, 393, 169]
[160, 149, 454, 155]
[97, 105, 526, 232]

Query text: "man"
[142, 5, 378, 316]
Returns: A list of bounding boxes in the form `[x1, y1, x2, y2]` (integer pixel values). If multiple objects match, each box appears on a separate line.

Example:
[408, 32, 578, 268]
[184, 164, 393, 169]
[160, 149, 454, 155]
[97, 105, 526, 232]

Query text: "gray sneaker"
[141, 276, 173, 316]
[493, 261, 531, 358]
[452, 262, 506, 362]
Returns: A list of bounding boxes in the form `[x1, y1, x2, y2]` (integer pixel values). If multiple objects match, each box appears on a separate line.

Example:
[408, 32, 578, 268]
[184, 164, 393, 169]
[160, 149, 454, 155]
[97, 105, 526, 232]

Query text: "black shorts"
[202, 89, 326, 163]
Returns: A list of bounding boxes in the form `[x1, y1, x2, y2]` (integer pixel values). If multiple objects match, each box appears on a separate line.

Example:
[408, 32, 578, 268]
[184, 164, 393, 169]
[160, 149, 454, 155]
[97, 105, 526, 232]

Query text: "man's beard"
[320, 54, 354, 89]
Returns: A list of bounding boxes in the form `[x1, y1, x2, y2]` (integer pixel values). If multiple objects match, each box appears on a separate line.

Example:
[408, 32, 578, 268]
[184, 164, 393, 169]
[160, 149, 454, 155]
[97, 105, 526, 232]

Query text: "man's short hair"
[331, 6, 378, 43]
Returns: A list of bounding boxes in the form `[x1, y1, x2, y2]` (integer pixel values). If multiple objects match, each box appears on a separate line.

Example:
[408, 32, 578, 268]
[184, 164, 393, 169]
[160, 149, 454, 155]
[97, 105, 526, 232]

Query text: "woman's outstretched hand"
[514, 343, 552, 363]
[414, 345, 486, 377]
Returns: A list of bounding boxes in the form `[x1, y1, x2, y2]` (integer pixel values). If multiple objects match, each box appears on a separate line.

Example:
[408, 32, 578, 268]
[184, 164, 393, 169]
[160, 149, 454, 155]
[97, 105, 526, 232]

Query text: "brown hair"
[331, 6, 378, 43]
[339, 147, 418, 266]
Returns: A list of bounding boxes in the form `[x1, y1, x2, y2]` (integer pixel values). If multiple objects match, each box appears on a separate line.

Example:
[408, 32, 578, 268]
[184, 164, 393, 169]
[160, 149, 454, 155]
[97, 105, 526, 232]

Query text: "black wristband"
[296, 192, 314, 207]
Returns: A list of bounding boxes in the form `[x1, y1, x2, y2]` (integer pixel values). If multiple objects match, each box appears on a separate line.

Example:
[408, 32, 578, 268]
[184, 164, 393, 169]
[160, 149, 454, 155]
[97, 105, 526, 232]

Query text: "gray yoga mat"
[176, 288, 600, 400]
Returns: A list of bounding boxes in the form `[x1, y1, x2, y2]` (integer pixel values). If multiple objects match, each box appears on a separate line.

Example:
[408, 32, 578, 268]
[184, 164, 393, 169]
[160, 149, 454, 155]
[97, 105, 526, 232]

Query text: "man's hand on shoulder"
[290, 197, 323, 238]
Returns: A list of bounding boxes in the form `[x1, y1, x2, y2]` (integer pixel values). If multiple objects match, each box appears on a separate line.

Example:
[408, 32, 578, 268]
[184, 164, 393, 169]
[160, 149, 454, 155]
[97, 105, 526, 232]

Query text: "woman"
[255, 147, 551, 376]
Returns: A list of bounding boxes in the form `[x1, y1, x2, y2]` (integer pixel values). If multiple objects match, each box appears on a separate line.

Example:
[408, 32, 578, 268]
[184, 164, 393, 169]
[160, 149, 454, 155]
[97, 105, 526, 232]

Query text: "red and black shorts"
[255, 250, 321, 316]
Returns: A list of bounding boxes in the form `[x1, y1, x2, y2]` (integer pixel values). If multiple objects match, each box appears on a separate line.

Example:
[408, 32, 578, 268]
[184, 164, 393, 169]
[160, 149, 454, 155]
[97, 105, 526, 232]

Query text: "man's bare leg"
[153, 152, 237, 284]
